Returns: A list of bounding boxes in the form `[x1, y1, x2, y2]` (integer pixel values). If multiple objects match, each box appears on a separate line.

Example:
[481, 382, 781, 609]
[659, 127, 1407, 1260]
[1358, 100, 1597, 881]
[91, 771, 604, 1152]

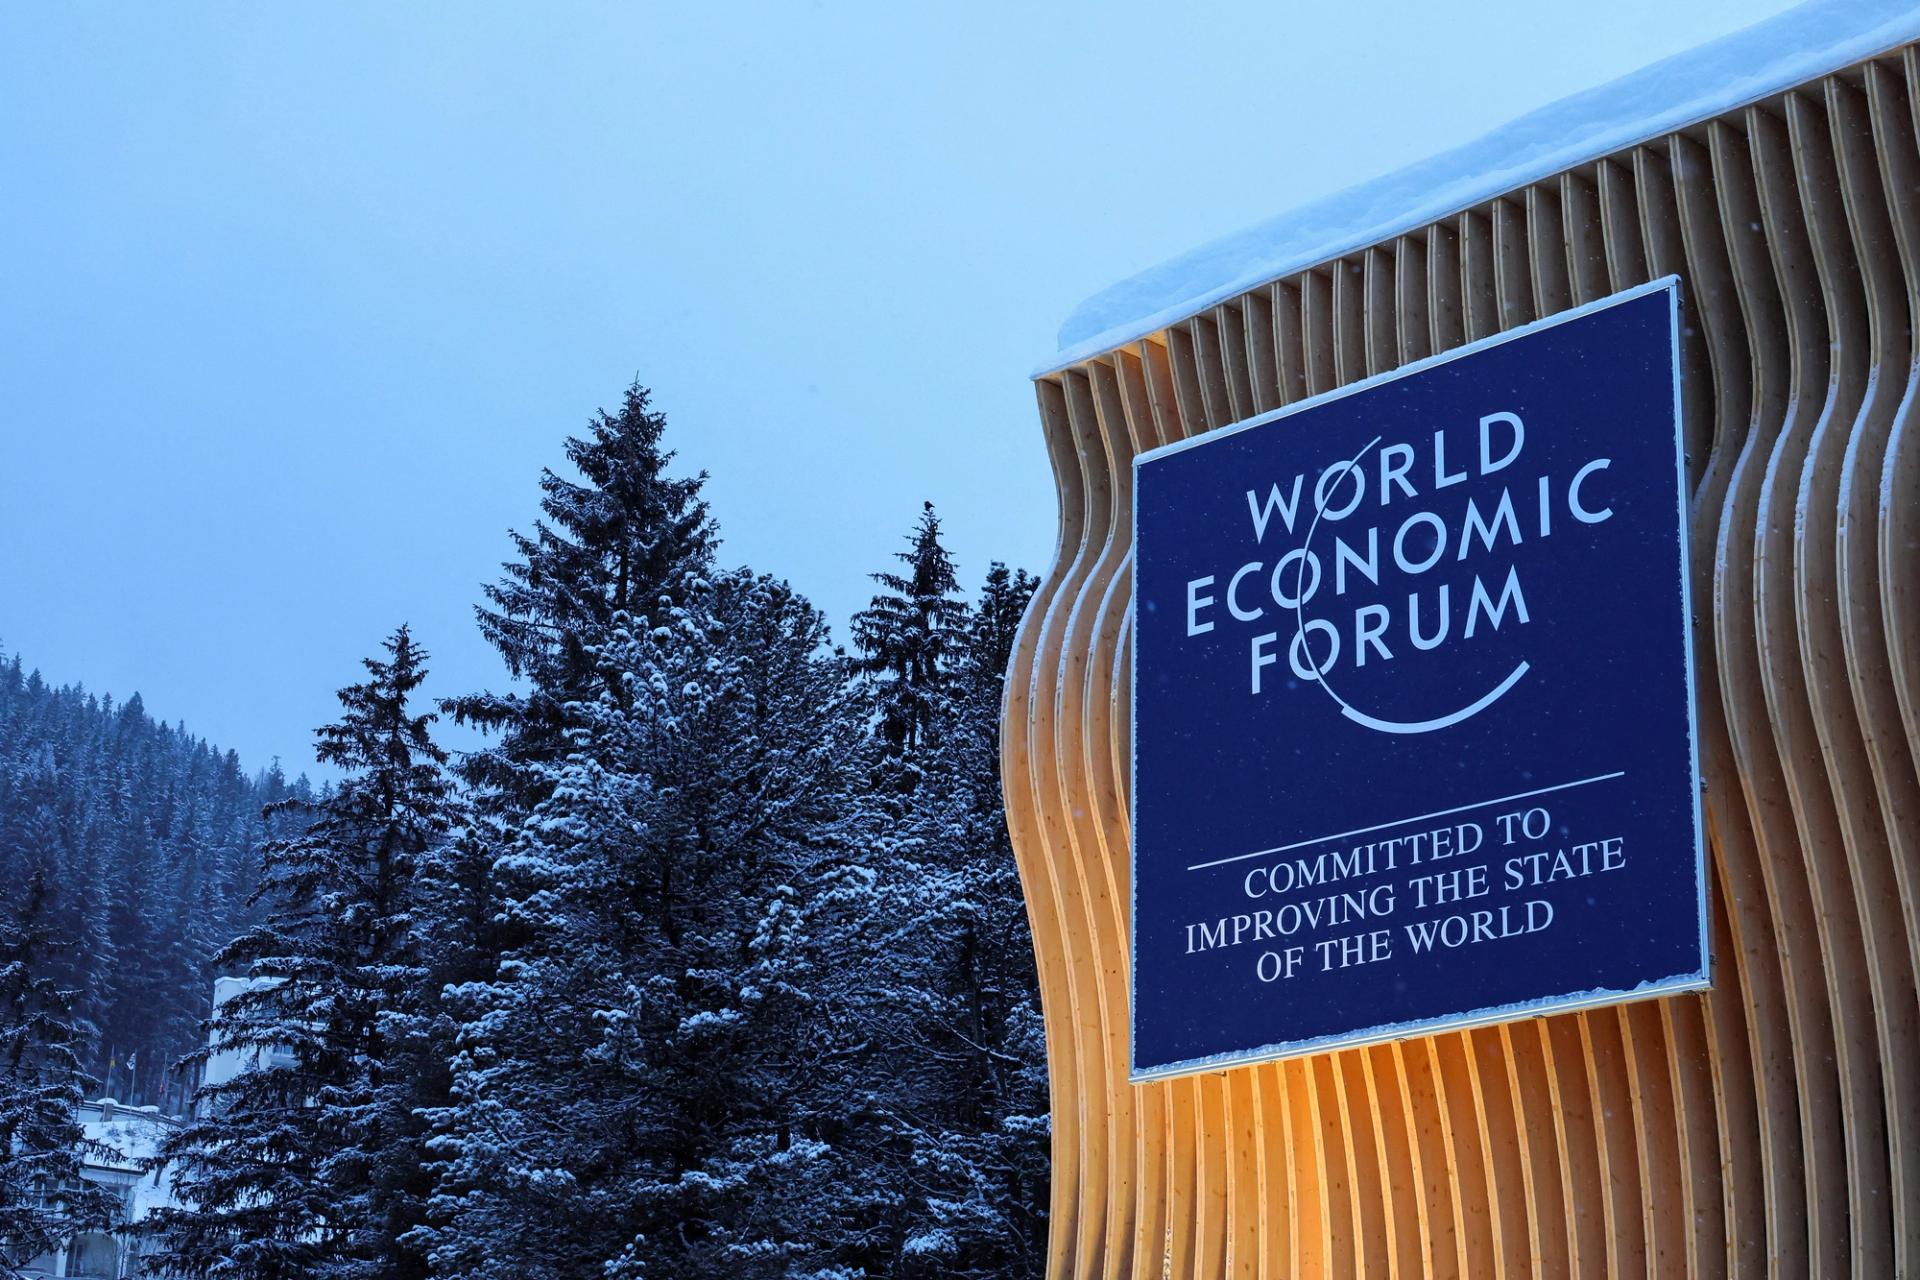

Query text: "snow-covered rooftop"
[1041, 0, 1920, 376]
[82, 1100, 177, 1172]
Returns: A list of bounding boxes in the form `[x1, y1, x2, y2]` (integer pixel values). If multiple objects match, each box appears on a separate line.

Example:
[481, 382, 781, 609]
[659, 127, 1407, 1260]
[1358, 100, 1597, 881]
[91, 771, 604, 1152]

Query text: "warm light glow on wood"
[1005, 51, 1920, 1278]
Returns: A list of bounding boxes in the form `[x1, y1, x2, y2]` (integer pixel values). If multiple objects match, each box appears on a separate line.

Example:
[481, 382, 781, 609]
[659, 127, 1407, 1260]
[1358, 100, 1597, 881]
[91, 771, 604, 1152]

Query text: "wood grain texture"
[1006, 55, 1920, 1280]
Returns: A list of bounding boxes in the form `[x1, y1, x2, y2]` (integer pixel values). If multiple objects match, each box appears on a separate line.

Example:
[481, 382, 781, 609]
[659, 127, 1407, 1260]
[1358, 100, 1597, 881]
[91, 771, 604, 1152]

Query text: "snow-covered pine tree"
[392, 807, 499, 1279]
[419, 387, 876, 1279]
[622, 572, 875, 1278]
[416, 383, 717, 1277]
[425, 570, 874, 1280]
[142, 626, 454, 1280]
[849, 501, 967, 772]
[843, 520, 1049, 1277]
[448, 380, 716, 809]
[0, 867, 115, 1273]
[905, 561, 1047, 1277]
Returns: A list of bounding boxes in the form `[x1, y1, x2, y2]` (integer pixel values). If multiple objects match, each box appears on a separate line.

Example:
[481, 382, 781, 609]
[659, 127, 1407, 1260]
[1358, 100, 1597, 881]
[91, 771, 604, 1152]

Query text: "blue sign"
[1129, 279, 1706, 1079]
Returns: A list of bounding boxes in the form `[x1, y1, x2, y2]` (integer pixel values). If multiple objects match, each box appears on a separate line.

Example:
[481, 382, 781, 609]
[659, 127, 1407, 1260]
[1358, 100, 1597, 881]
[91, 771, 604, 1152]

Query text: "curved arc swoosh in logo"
[1290, 434, 1530, 735]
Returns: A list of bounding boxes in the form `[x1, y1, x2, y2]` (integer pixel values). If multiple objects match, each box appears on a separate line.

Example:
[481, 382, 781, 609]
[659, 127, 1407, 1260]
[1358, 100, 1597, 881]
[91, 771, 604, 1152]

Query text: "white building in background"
[20, 977, 286, 1278]
[200, 974, 292, 1093]
[18, 1099, 179, 1280]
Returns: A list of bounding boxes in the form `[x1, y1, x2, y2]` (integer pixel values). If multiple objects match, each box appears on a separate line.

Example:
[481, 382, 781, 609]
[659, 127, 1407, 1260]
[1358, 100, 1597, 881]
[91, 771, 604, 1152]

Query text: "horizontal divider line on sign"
[1184, 770, 1628, 872]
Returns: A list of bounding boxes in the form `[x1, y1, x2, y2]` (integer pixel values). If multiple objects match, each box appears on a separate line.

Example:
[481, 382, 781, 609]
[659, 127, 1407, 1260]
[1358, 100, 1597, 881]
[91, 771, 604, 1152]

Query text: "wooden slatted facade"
[1006, 46, 1920, 1280]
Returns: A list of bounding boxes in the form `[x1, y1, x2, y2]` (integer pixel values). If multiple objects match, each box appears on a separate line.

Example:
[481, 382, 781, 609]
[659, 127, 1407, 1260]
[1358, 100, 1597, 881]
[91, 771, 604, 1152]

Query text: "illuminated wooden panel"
[1006, 48, 1920, 1280]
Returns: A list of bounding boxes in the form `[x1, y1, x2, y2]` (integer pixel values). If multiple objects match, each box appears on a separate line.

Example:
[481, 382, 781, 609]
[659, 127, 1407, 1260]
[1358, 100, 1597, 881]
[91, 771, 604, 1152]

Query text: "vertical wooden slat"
[1008, 376, 1088, 1280]
[1394, 233, 1432, 366]
[1165, 325, 1210, 435]
[1255, 1063, 1293, 1280]
[1272, 281, 1309, 405]
[1801, 74, 1920, 1277]
[1709, 106, 1854, 1280]
[1301, 270, 1336, 396]
[1186, 315, 1233, 432]
[1110, 346, 1173, 1280]
[1886, 53, 1920, 776]
[1214, 301, 1255, 423]
[1332, 257, 1368, 384]
[1667, 128, 1784, 1280]
[1427, 221, 1467, 354]
[1633, 137, 1739, 1280]
[1243, 290, 1282, 416]
[1556, 181, 1649, 1280]
[1051, 369, 1122, 1280]
[1502, 189, 1589, 1280]
[1459, 209, 1499, 339]
[1865, 58, 1920, 1271]
[1594, 150, 1694, 1280]
[1756, 94, 1893, 1279]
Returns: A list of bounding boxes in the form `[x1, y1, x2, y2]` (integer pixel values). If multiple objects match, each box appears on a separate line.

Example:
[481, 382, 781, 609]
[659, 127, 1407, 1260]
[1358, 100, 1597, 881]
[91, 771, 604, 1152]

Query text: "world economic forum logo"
[1179, 411, 1615, 735]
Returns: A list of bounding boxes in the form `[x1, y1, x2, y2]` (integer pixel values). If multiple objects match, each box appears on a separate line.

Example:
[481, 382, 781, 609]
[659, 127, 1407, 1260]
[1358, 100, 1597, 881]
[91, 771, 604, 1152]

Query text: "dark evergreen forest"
[0, 664, 311, 1112]
[0, 382, 1051, 1278]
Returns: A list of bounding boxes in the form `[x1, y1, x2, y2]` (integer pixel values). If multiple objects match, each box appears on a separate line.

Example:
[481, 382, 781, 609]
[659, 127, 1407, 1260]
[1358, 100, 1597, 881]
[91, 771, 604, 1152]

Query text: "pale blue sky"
[1, 1, 1794, 775]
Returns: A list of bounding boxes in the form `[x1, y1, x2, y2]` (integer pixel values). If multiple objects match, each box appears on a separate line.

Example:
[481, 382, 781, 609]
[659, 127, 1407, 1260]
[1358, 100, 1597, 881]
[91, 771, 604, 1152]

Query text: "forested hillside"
[0, 662, 311, 1111]
[0, 381, 1051, 1279]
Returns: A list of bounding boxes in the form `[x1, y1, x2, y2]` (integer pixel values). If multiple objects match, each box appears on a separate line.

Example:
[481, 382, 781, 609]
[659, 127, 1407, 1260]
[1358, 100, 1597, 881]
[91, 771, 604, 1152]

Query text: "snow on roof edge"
[1037, 0, 1920, 379]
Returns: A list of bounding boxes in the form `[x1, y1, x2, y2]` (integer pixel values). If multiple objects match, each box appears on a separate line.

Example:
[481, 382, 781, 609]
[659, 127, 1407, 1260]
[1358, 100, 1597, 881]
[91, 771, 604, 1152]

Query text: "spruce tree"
[842, 524, 1049, 1277]
[449, 380, 716, 808]
[908, 563, 1047, 1277]
[0, 867, 115, 1273]
[420, 388, 874, 1279]
[849, 501, 967, 773]
[143, 626, 453, 1280]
